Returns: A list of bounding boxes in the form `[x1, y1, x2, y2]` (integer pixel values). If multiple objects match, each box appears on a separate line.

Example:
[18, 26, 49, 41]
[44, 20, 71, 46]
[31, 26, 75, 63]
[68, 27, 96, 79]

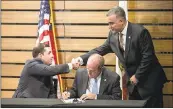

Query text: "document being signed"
[61, 98, 85, 104]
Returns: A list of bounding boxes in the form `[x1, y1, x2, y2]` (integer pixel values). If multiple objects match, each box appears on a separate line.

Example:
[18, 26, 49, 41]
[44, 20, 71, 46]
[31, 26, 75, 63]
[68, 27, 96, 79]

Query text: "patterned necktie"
[119, 32, 125, 57]
[92, 78, 98, 94]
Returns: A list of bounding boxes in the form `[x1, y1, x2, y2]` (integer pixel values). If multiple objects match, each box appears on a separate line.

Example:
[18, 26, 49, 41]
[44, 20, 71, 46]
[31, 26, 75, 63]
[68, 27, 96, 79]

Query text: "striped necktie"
[119, 32, 125, 57]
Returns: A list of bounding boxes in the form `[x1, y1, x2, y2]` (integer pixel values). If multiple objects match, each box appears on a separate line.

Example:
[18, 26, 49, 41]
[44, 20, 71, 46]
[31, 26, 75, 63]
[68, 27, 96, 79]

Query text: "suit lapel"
[99, 68, 108, 94]
[81, 71, 89, 94]
[125, 22, 132, 60]
[112, 32, 125, 63]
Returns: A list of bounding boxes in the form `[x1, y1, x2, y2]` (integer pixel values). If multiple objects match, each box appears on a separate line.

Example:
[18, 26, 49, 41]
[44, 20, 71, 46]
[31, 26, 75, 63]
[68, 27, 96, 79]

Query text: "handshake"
[71, 57, 83, 70]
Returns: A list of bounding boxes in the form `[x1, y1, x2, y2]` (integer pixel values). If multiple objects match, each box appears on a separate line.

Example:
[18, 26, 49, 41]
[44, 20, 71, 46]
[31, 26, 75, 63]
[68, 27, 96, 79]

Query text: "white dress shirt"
[86, 72, 102, 97]
[119, 21, 128, 51]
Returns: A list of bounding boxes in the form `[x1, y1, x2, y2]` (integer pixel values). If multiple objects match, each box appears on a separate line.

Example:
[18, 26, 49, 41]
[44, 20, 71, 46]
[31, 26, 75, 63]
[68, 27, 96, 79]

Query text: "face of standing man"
[107, 14, 126, 34]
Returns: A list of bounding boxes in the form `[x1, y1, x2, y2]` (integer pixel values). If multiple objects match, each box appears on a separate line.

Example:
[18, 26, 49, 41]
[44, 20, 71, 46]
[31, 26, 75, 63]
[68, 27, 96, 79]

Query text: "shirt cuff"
[95, 95, 97, 99]
[67, 63, 73, 70]
[134, 75, 139, 84]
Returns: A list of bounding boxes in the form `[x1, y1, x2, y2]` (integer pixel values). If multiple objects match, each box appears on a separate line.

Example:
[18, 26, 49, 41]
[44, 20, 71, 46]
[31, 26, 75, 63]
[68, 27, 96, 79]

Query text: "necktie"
[119, 32, 125, 57]
[92, 79, 98, 94]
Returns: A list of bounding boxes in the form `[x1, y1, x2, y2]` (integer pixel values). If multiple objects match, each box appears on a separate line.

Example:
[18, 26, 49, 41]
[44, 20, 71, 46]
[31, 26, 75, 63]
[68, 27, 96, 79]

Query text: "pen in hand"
[62, 87, 70, 100]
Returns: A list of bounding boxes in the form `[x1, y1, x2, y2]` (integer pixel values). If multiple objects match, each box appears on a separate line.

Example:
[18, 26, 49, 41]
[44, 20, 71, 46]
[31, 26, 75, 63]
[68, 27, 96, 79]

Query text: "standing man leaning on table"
[73, 6, 167, 107]
[13, 43, 80, 98]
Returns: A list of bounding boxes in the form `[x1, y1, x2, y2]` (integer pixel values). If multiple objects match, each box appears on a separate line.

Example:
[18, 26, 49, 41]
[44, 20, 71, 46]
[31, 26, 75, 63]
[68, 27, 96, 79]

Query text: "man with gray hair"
[62, 54, 121, 100]
[74, 6, 167, 107]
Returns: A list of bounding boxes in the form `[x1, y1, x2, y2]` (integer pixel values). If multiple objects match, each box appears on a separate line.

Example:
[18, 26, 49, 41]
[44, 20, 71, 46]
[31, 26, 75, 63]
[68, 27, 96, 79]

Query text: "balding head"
[86, 54, 104, 78]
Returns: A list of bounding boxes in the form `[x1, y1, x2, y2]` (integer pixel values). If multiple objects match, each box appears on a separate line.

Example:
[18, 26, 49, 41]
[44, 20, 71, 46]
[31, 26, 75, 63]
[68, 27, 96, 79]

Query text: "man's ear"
[38, 53, 42, 58]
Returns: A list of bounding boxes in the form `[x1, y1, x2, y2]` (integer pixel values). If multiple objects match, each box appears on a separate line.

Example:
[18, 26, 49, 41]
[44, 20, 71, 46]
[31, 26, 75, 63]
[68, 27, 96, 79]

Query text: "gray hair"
[107, 6, 126, 20]
[89, 54, 105, 69]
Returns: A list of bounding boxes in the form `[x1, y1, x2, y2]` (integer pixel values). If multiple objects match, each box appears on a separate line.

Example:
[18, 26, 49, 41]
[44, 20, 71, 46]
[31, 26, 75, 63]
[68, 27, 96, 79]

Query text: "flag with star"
[36, 0, 63, 98]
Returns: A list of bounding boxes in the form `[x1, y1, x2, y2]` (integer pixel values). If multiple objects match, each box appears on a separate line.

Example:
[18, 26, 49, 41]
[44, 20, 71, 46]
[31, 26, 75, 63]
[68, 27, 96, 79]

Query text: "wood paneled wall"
[1, 0, 173, 107]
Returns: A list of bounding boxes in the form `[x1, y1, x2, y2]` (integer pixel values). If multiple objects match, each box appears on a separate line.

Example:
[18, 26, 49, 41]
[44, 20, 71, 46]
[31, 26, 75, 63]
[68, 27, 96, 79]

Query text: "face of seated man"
[62, 54, 105, 100]
[86, 54, 102, 79]
[37, 47, 54, 65]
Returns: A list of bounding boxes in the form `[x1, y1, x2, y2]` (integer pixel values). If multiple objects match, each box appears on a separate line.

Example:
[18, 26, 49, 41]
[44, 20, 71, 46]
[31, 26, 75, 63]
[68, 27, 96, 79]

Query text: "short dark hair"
[32, 43, 49, 58]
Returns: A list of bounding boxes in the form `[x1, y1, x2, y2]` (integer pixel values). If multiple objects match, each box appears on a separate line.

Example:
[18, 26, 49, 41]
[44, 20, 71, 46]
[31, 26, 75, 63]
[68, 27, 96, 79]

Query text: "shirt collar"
[89, 71, 102, 81]
[96, 71, 102, 80]
[121, 21, 128, 36]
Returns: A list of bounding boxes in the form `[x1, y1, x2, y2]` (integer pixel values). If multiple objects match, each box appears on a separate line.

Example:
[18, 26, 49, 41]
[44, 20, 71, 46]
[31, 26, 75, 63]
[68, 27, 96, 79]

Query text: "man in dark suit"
[13, 43, 79, 98]
[62, 54, 121, 100]
[74, 6, 167, 107]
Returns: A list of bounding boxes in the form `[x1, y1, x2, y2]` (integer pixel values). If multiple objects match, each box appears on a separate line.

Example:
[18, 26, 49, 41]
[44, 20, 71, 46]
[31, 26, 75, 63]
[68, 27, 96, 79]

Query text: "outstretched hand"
[71, 58, 80, 70]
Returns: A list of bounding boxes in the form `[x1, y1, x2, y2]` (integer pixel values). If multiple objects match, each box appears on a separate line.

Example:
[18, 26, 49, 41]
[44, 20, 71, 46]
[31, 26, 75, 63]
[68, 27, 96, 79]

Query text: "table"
[1, 98, 148, 108]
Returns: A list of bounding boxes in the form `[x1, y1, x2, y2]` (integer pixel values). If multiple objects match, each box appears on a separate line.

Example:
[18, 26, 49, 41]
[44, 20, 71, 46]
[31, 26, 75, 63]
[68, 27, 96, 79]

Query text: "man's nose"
[51, 54, 54, 58]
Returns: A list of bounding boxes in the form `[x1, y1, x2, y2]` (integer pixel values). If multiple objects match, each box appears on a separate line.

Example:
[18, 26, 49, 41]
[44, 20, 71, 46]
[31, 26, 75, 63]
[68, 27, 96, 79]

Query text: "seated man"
[62, 54, 122, 100]
[13, 43, 79, 98]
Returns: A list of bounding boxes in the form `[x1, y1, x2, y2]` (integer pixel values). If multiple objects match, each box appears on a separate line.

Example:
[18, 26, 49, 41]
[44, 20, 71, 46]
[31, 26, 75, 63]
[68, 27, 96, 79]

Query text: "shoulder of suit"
[25, 58, 43, 68]
[76, 68, 87, 74]
[131, 23, 146, 31]
[103, 67, 119, 78]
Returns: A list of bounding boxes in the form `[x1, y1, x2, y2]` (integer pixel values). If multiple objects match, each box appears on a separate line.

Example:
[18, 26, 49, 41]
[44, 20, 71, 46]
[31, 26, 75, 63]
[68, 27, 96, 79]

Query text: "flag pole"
[49, 0, 64, 94]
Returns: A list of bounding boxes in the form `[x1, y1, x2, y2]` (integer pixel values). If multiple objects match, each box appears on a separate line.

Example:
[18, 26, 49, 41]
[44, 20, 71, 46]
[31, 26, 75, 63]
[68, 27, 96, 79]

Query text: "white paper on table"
[61, 98, 85, 104]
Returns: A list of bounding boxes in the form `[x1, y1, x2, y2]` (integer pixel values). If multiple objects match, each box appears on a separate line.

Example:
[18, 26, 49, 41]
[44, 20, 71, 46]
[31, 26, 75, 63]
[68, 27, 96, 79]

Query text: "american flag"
[37, 0, 62, 98]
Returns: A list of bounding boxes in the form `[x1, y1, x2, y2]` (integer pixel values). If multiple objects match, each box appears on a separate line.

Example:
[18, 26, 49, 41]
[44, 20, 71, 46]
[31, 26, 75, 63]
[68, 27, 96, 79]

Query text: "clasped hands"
[71, 58, 81, 70]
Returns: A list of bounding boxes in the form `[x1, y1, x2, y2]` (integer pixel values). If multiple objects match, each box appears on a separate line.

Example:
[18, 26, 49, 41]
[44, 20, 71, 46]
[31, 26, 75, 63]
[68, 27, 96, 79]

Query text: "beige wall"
[1, 0, 173, 107]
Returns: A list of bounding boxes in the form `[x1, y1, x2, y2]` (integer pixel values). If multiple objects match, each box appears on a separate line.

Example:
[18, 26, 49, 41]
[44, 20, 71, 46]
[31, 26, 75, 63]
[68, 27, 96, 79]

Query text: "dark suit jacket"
[68, 67, 122, 100]
[13, 58, 70, 98]
[80, 22, 167, 99]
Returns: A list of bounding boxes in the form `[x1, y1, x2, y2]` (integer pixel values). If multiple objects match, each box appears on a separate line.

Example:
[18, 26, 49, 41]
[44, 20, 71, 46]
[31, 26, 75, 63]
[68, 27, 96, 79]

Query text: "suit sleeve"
[48, 77, 56, 98]
[97, 75, 122, 100]
[68, 71, 78, 98]
[135, 29, 155, 81]
[28, 63, 70, 76]
[80, 31, 113, 65]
